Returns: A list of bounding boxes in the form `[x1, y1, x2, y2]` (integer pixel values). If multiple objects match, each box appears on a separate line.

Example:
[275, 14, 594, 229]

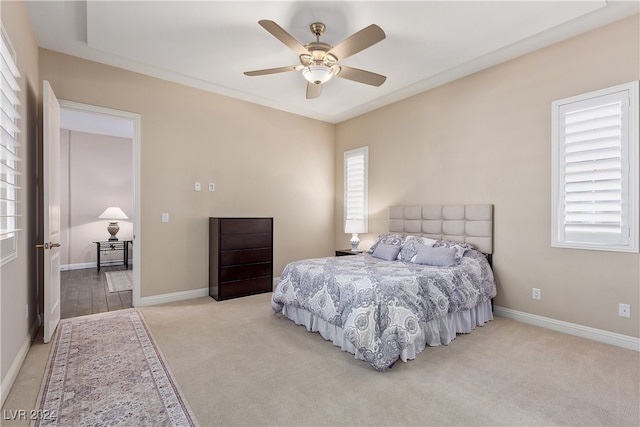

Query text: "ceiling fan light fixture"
[246, 20, 386, 98]
[302, 65, 334, 85]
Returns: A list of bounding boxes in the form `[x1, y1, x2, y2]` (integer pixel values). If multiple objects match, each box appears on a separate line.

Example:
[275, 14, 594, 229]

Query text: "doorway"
[57, 101, 141, 318]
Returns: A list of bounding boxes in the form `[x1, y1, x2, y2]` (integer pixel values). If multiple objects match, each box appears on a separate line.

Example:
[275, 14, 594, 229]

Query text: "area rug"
[32, 311, 198, 426]
[105, 270, 133, 292]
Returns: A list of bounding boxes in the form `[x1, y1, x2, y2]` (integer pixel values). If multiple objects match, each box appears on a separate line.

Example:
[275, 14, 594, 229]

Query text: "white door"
[42, 81, 61, 343]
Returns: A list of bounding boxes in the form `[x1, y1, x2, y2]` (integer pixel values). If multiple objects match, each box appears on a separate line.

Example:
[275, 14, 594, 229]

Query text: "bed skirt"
[281, 300, 494, 364]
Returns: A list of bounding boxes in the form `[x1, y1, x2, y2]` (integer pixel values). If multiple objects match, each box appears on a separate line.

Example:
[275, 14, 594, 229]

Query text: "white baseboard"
[61, 262, 94, 271]
[136, 287, 210, 307]
[139, 279, 280, 308]
[493, 306, 640, 352]
[1, 319, 39, 407]
[61, 260, 133, 271]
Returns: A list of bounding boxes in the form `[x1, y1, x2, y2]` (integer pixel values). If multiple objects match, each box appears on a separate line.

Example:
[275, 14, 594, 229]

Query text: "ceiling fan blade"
[306, 83, 322, 99]
[258, 20, 309, 57]
[244, 66, 298, 76]
[337, 66, 386, 87]
[327, 24, 385, 61]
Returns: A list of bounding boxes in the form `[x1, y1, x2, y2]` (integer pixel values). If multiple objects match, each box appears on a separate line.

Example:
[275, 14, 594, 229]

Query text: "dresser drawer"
[219, 277, 273, 299]
[220, 262, 272, 281]
[220, 233, 271, 250]
[220, 218, 272, 234]
[220, 248, 272, 266]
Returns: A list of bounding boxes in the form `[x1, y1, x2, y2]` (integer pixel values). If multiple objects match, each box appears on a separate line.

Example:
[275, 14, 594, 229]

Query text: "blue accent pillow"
[398, 235, 437, 262]
[434, 240, 472, 263]
[413, 246, 458, 266]
[368, 233, 404, 254]
[371, 243, 402, 261]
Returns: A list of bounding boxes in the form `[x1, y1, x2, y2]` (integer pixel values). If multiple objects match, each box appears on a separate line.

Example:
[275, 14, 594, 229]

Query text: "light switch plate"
[208, 183, 215, 192]
[162, 213, 169, 223]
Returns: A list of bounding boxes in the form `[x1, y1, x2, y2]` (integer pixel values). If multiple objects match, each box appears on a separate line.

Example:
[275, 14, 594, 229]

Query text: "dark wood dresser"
[209, 217, 273, 301]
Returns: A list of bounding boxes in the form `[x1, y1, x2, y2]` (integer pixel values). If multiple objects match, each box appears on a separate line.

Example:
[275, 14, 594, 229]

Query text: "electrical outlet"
[208, 182, 215, 192]
[619, 303, 631, 318]
[161, 213, 169, 223]
[532, 288, 541, 300]
[194, 182, 201, 191]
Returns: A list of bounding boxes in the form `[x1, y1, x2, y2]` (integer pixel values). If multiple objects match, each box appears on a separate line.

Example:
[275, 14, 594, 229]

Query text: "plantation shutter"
[0, 27, 22, 264]
[344, 147, 368, 232]
[552, 82, 638, 252]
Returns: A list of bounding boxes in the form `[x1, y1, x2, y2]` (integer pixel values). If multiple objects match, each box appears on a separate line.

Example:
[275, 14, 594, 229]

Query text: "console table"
[94, 240, 132, 271]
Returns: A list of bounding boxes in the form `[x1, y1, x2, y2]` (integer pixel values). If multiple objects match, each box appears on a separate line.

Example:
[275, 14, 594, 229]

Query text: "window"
[552, 81, 639, 252]
[344, 146, 369, 233]
[0, 26, 21, 265]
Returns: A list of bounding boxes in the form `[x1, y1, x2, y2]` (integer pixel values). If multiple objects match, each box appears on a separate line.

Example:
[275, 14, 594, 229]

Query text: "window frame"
[0, 25, 22, 265]
[344, 146, 369, 233]
[551, 81, 639, 253]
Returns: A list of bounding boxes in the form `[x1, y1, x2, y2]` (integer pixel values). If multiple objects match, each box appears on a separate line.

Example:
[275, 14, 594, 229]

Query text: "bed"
[271, 204, 496, 371]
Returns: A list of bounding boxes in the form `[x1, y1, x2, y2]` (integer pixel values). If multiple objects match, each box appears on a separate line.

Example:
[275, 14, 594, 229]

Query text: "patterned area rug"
[32, 311, 198, 426]
[105, 270, 133, 292]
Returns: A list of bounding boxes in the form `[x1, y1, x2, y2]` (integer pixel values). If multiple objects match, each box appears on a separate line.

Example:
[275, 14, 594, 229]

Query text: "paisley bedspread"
[271, 250, 496, 371]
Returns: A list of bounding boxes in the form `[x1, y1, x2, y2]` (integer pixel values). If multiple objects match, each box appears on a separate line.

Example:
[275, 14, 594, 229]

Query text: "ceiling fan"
[244, 20, 386, 99]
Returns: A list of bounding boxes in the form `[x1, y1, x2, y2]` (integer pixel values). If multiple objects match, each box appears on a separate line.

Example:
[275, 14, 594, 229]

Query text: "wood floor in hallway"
[61, 266, 133, 319]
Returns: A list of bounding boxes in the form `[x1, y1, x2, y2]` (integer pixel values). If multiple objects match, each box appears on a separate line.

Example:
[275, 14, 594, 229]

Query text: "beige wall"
[2, 2, 638, 395]
[60, 130, 134, 267]
[0, 0, 40, 394]
[335, 15, 640, 338]
[40, 49, 336, 298]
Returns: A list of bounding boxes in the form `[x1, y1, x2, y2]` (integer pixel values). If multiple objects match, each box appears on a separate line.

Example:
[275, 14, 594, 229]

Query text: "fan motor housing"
[301, 42, 337, 66]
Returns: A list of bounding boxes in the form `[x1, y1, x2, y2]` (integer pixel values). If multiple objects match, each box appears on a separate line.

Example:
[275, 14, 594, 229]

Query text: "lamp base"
[350, 233, 360, 252]
[107, 222, 120, 241]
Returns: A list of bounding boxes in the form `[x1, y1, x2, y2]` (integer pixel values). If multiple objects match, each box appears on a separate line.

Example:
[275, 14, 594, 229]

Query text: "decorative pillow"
[434, 240, 473, 262]
[367, 233, 404, 254]
[413, 246, 458, 267]
[398, 235, 437, 262]
[371, 243, 402, 261]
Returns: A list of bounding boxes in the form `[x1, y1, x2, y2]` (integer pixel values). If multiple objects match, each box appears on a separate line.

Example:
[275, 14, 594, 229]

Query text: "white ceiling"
[27, 1, 639, 124]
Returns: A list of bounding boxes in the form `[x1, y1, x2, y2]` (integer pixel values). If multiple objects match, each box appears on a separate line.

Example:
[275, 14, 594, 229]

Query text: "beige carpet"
[105, 270, 133, 292]
[4, 293, 639, 426]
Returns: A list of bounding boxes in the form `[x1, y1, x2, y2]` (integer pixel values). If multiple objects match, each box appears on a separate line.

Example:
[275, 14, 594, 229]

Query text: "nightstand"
[335, 249, 362, 256]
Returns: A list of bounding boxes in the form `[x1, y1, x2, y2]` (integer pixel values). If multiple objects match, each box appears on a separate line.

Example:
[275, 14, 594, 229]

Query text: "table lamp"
[99, 207, 128, 241]
[344, 219, 366, 252]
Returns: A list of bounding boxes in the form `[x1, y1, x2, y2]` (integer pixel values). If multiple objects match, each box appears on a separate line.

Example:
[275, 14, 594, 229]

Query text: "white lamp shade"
[99, 207, 128, 220]
[344, 219, 366, 234]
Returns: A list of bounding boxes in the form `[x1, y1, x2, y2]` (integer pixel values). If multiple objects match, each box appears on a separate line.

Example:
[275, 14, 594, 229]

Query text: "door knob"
[35, 243, 61, 249]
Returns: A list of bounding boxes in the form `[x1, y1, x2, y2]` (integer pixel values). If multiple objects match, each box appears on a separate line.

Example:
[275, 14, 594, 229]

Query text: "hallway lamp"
[99, 207, 128, 241]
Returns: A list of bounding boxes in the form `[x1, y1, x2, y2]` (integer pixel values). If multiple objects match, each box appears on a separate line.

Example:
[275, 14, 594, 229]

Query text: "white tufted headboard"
[389, 205, 494, 254]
